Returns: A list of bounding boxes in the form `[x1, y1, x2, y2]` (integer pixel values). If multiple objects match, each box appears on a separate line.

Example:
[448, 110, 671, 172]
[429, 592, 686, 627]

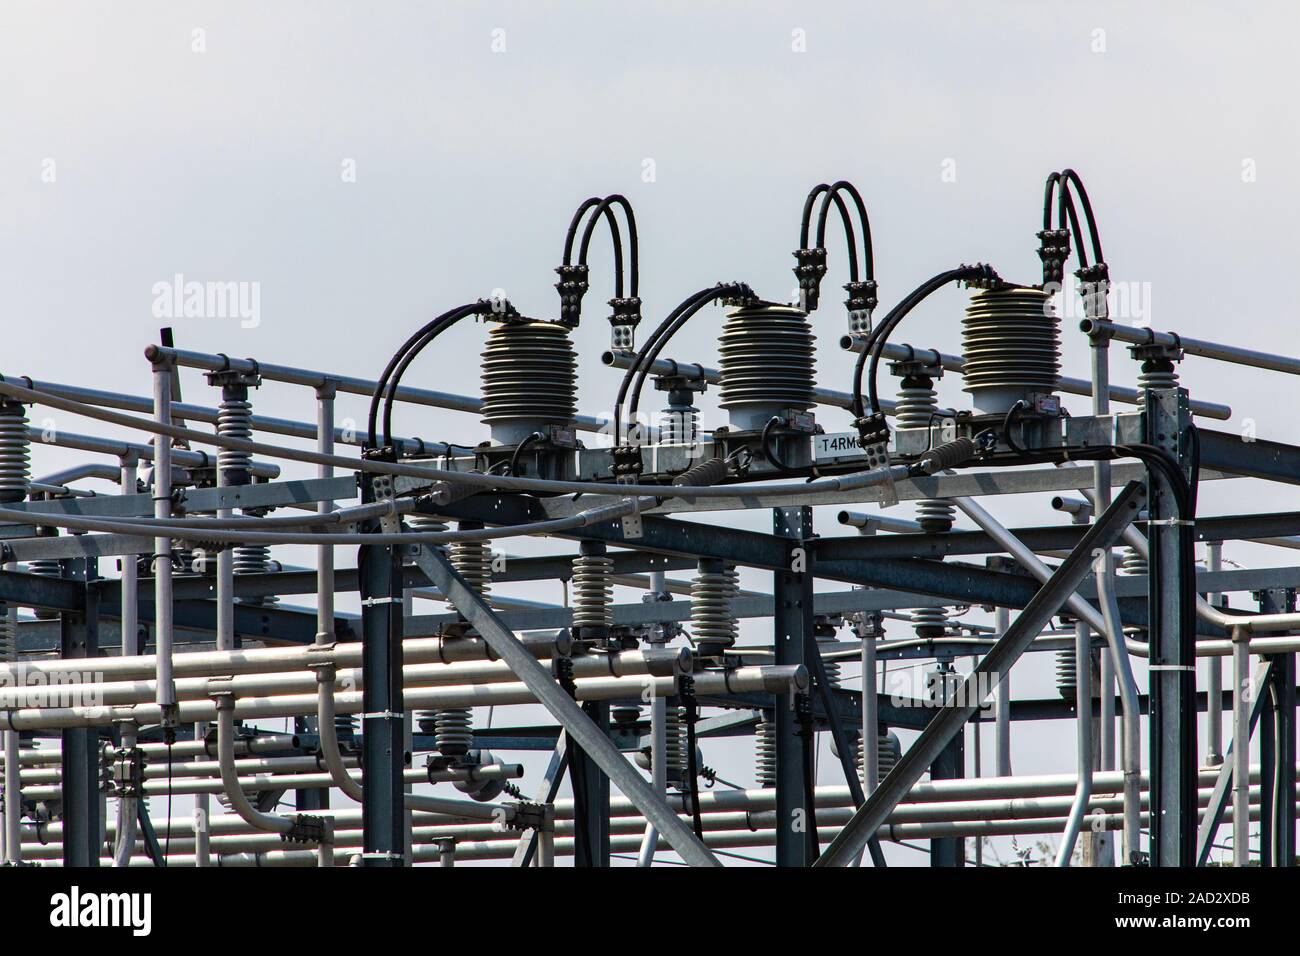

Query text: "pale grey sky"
[2, 1, 1297, 865]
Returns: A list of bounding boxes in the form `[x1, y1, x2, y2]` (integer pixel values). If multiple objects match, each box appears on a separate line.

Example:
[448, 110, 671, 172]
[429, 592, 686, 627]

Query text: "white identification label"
[812, 432, 867, 462]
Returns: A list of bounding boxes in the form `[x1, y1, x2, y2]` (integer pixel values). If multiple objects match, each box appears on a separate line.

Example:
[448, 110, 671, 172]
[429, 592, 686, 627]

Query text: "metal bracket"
[282, 813, 330, 845]
[110, 746, 148, 798]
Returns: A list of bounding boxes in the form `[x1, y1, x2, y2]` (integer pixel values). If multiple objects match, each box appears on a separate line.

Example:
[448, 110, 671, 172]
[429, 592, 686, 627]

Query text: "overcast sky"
[2, 1, 1297, 865]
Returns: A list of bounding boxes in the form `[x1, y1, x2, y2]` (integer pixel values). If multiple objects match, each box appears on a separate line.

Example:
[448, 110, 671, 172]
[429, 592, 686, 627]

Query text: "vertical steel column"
[638, 571, 670, 867]
[1205, 543, 1225, 766]
[570, 701, 611, 867]
[1, 568, 19, 865]
[1259, 678, 1275, 866]
[300, 381, 339, 819]
[1144, 386, 1197, 866]
[358, 474, 405, 867]
[993, 606, 1012, 777]
[60, 557, 100, 867]
[929, 733, 965, 866]
[150, 357, 177, 725]
[773, 506, 812, 866]
[1260, 587, 1297, 867]
[1089, 330, 1117, 867]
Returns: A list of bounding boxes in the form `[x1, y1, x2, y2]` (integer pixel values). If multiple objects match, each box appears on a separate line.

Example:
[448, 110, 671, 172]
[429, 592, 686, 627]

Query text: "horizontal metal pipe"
[1081, 319, 1300, 378]
[0, 632, 568, 684]
[55, 800, 1286, 866]
[1, 665, 805, 730]
[8, 376, 438, 457]
[839, 334, 1233, 420]
[25, 426, 280, 478]
[0, 647, 688, 709]
[147, 344, 606, 432]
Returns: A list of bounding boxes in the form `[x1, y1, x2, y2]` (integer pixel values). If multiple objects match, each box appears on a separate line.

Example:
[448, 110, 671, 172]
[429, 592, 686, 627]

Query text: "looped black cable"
[507, 431, 544, 477]
[760, 416, 801, 475]
[615, 282, 752, 444]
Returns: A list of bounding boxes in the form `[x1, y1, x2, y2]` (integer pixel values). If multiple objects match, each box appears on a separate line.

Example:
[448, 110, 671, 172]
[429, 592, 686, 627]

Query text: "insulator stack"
[571, 549, 613, 632]
[0, 402, 31, 503]
[961, 286, 1061, 414]
[432, 708, 473, 757]
[0, 603, 16, 663]
[847, 733, 899, 785]
[433, 523, 495, 758]
[334, 712, 358, 741]
[664, 705, 689, 784]
[915, 498, 957, 531]
[911, 605, 948, 639]
[1119, 546, 1148, 576]
[234, 541, 278, 606]
[1055, 647, 1078, 699]
[869, 730, 902, 781]
[690, 559, 739, 654]
[815, 628, 841, 688]
[26, 558, 62, 621]
[449, 528, 492, 598]
[755, 713, 777, 788]
[479, 320, 577, 446]
[1137, 358, 1180, 395]
[659, 399, 700, 446]
[610, 701, 641, 727]
[893, 374, 940, 431]
[216, 393, 253, 484]
[406, 511, 449, 542]
[717, 304, 816, 430]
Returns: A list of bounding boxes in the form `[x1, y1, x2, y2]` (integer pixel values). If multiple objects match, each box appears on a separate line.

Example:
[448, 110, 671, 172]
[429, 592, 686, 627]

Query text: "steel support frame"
[1259, 587, 1297, 867]
[412, 544, 720, 867]
[60, 557, 101, 867]
[773, 507, 813, 866]
[358, 476, 406, 867]
[1145, 387, 1198, 867]
[813, 480, 1145, 867]
[1195, 658, 1276, 865]
[929, 733, 965, 867]
[569, 700, 612, 867]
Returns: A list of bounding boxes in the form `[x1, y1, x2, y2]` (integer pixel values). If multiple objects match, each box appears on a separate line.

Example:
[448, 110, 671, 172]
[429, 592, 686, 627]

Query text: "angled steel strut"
[414, 545, 722, 867]
[813, 480, 1147, 867]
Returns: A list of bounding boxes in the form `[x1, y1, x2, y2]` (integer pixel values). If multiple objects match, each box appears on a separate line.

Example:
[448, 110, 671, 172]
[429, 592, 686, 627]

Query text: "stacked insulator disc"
[449, 538, 492, 598]
[479, 321, 577, 445]
[0, 403, 31, 503]
[718, 304, 816, 430]
[961, 287, 1060, 414]
[571, 551, 613, 631]
[216, 395, 253, 481]
[755, 713, 777, 788]
[1055, 648, 1078, 699]
[690, 561, 739, 653]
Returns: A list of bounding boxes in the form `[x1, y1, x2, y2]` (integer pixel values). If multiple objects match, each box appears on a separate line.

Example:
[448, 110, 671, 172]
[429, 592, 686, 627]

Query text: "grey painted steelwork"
[814, 481, 1145, 866]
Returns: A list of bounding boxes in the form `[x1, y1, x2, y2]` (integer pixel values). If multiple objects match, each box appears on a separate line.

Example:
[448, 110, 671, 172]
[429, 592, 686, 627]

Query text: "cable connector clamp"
[792, 247, 828, 311]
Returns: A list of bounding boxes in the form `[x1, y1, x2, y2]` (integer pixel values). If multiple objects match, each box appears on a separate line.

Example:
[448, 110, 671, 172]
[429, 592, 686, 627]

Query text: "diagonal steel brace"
[813, 480, 1147, 867]
[414, 545, 722, 867]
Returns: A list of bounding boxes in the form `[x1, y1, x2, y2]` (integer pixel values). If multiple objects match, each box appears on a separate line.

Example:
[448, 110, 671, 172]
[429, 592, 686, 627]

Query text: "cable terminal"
[792, 247, 828, 311]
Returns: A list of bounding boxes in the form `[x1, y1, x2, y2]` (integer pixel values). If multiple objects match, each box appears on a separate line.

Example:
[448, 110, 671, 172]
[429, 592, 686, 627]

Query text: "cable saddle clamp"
[282, 814, 330, 845]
